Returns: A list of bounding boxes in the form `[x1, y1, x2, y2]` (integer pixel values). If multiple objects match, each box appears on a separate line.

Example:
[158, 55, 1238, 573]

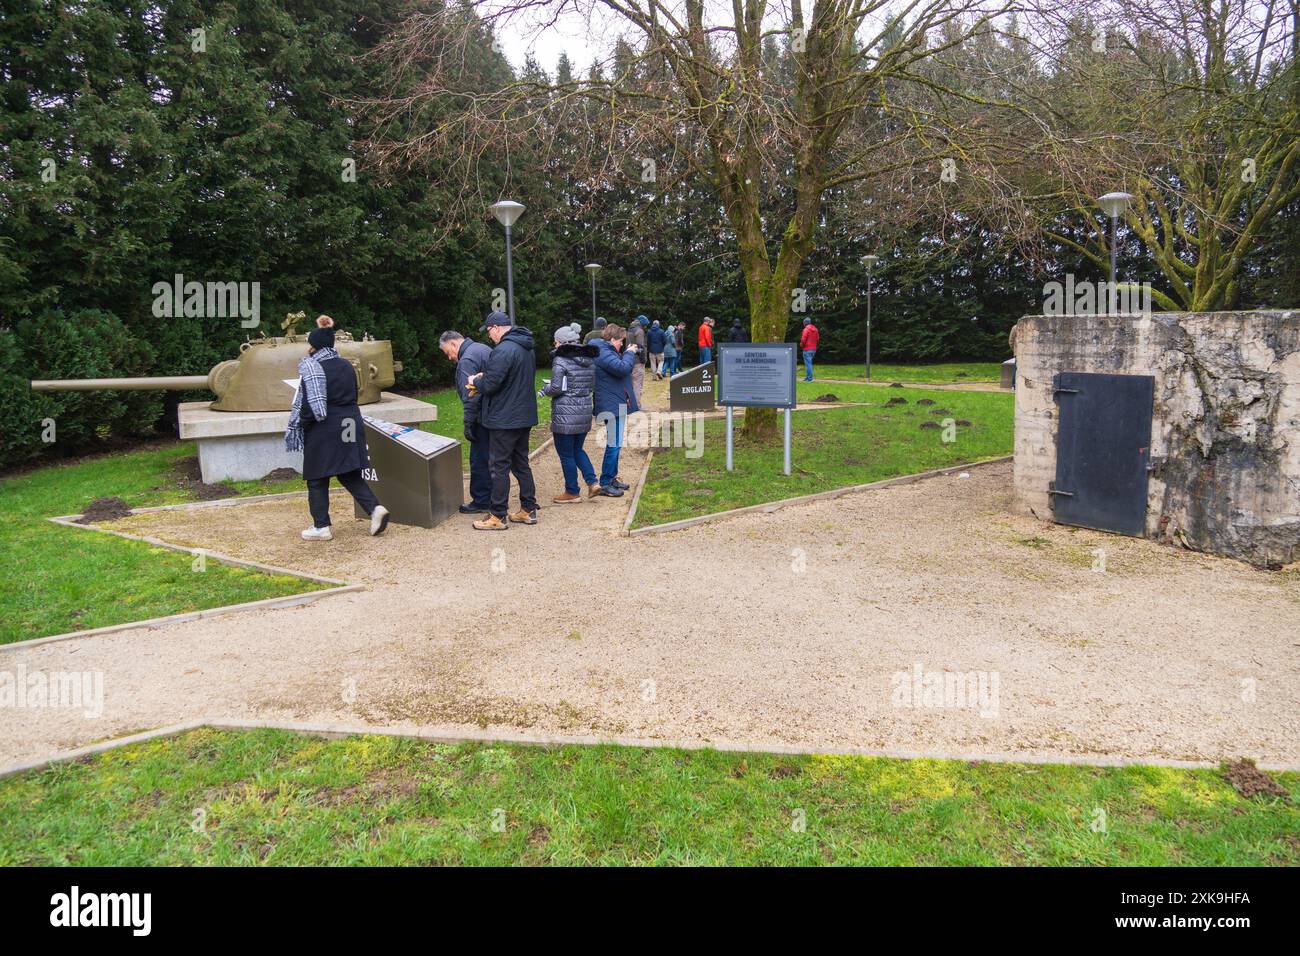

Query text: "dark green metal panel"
[1051, 372, 1154, 537]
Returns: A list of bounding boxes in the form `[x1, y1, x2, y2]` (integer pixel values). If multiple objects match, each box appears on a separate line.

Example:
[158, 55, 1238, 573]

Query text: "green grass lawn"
[1, 373, 567, 643]
[812, 361, 1004, 383]
[0, 443, 322, 645]
[0, 373, 568, 643]
[634, 386, 1013, 528]
[0, 727, 1293, 865]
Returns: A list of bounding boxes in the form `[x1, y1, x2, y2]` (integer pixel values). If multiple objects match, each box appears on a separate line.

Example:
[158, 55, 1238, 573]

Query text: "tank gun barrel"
[30, 376, 211, 392]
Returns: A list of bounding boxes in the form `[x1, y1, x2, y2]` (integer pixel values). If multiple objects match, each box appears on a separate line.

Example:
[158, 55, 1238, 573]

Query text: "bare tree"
[1026, 0, 1299, 310]
[358, 0, 1016, 438]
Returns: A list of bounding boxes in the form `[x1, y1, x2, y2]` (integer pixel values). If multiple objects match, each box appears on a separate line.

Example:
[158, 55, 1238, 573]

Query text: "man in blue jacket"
[439, 329, 493, 514]
[592, 323, 640, 495]
[466, 312, 540, 529]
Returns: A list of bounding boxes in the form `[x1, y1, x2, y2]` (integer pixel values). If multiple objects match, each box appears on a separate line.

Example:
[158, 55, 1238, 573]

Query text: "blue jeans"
[699, 346, 712, 366]
[553, 430, 597, 494]
[664, 355, 677, 376]
[599, 413, 625, 487]
[802, 349, 816, 381]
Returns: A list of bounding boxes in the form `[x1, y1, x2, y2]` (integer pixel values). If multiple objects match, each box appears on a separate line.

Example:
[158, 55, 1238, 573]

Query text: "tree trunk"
[741, 291, 789, 440]
[726, 168, 821, 440]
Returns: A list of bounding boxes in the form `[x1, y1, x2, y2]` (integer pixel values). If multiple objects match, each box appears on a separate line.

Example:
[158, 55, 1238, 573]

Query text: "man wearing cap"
[465, 311, 540, 529]
[285, 315, 390, 541]
[438, 329, 493, 514]
[628, 315, 649, 404]
[583, 317, 607, 344]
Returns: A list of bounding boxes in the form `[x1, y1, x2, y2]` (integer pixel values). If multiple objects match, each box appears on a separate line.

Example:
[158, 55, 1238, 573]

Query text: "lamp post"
[585, 263, 601, 325]
[863, 254, 880, 381]
[1097, 191, 1133, 287]
[489, 200, 525, 324]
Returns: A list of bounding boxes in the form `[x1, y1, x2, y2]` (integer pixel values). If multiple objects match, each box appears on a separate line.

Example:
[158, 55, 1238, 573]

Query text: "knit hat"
[307, 326, 335, 350]
[555, 325, 580, 345]
[637, 315, 649, 326]
[595, 317, 608, 329]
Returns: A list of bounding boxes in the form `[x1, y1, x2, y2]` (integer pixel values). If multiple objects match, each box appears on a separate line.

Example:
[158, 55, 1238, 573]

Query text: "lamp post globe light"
[1097, 191, 1133, 287]
[585, 263, 601, 324]
[863, 254, 881, 381]
[489, 200, 525, 324]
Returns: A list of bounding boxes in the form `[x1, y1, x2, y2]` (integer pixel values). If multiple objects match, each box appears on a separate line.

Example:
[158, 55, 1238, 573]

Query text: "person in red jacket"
[799, 317, 820, 381]
[697, 316, 715, 366]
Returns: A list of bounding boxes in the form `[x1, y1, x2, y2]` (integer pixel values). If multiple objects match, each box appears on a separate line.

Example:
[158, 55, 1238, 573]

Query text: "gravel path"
[4, 388, 1298, 769]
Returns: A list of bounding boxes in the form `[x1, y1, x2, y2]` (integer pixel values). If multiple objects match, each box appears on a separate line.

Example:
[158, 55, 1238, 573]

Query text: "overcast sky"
[493, 6, 618, 74]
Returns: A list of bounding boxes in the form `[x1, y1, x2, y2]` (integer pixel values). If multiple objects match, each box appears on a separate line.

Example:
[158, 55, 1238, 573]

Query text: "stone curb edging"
[0, 721, 211, 779]
[6, 585, 363, 651]
[5, 716, 1291, 781]
[621, 448, 655, 535]
[84, 488, 314, 515]
[17, 434, 551, 649]
[628, 456, 1014, 536]
[528, 434, 555, 461]
[6, 515, 362, 650]
[814, 377, 1007, 393]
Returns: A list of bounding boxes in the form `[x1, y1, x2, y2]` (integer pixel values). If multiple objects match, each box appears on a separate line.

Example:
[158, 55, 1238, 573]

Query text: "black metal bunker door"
[1050, 372, 1154, 537]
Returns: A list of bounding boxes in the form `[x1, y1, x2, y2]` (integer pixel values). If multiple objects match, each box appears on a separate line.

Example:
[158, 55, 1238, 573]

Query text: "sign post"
[717, 343, 798, 475]
[783, 404, 792, 476]
[726, 406, 734, 471]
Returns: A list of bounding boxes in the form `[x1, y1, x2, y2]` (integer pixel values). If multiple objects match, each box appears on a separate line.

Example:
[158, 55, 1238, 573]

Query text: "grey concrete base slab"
[179, 391, 438, 482]
[198, 433, 304, 483]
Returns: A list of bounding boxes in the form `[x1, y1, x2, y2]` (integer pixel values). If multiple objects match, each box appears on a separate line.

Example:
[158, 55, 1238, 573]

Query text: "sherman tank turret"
[30, 313, 402, 411]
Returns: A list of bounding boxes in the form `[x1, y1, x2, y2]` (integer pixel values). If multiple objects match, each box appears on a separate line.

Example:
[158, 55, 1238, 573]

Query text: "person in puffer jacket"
[542, 325, 600, 503]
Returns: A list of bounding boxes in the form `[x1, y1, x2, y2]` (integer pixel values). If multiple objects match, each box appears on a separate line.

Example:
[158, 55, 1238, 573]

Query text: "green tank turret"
[30, 315, 402, 411]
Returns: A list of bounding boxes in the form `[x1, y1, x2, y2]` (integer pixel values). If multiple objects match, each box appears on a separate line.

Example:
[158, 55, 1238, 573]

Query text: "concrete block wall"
[1012, 310, 1300, 568]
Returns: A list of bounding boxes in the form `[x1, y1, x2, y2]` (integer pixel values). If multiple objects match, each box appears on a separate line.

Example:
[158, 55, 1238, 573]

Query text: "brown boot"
[472, 514, 508, 531]
[509, 508, 538, 525]
[552, 492, 582, 504]
[587, 483, 601, 499]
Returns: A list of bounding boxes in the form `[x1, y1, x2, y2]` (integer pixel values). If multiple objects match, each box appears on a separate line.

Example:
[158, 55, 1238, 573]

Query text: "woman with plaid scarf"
[285, 316, 390, 541]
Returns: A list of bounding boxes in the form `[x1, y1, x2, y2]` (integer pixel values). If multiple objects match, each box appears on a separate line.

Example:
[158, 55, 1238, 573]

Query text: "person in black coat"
[439, 330, 493, 514]
[465, 312, 540, 529]
[647, 320, 668, 379]
[284, 318, 389, 541]
[729, 320, 750, 343]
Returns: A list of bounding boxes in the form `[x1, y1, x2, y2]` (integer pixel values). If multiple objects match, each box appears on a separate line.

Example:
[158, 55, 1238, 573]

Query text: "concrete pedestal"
[179, 392, 438, 483]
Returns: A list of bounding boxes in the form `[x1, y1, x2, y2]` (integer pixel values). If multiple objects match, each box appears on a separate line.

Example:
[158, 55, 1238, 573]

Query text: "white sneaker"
[370, 505, 390, 536]
[302, 526, 333, 541]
